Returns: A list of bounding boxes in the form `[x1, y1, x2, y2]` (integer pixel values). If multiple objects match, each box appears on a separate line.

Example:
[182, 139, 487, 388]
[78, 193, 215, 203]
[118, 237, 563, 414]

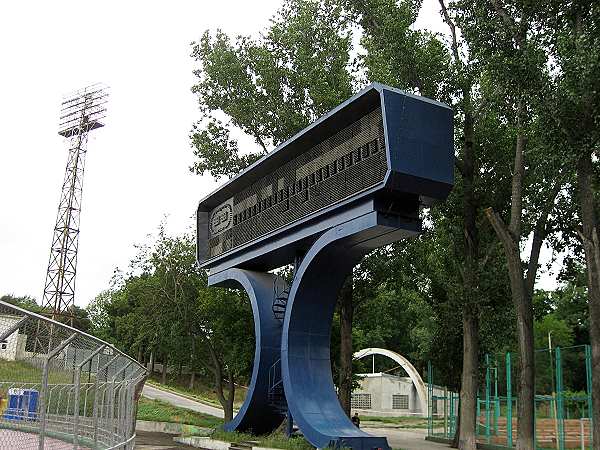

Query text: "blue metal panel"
[381, 87, 454, 203]
[281, 212, 420, 450]
[209, 269, 287, 434]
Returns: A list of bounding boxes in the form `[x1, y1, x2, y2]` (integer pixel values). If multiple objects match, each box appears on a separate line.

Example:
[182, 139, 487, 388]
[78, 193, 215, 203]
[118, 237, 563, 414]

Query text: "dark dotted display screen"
[207, 107, 388, 259]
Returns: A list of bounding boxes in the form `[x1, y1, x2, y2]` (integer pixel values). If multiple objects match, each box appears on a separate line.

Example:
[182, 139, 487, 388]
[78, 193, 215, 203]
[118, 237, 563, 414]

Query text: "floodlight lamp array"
[58, 83, 109, 137]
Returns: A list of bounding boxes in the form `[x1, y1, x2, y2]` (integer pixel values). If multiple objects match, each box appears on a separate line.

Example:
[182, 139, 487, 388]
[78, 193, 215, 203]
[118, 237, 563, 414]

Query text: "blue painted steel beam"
[209, 269, 287, 434]
[206, 198, 407, 276]
[281, 212, 420, 450]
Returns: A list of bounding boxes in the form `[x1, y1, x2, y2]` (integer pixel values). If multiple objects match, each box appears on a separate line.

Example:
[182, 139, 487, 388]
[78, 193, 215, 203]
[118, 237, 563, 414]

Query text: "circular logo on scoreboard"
[209, 202, 233, 236]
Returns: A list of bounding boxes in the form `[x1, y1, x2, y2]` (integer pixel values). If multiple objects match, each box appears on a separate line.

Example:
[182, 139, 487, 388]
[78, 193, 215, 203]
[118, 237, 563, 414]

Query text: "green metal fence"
[427, 345, 593, 449]
[427, 361, 459, 439]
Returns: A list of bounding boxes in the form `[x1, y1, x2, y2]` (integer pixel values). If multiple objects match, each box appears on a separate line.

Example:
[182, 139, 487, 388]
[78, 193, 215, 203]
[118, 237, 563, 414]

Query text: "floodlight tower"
[41, 84, 108, 325]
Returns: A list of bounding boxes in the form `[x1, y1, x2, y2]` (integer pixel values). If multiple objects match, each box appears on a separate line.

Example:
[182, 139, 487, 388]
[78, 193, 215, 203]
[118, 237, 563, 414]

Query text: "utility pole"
[41, 84, 108, 326]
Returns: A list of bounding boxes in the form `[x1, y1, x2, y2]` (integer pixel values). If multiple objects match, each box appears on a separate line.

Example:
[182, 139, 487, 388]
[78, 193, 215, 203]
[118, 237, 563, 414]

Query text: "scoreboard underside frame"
[197, 83, 453, 274]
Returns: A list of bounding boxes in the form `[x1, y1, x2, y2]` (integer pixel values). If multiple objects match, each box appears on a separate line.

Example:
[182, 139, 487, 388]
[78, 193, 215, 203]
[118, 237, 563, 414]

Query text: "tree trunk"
[458, 109, 479, 450]
[486, 210, 535, 450]
[338, 276, 354, 417]
[150, 350, 155, 375]
[485, 117, 535, 450]
[487, 209, 535, 450]
[161, 354, 168, 384]
[576, 152, 600, 449]
[207, 341, 234, 422]
[459, 307, 479, 449]
[215, 372, 232, 421]
[226, 370, 236, 423]
[510, 258, 535, 450]
[452, 397, 462, 448]
[189, 338, 196, 390]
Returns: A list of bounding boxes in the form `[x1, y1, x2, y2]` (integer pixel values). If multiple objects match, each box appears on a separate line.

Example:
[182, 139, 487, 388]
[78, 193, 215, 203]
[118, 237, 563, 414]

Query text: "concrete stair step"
[229, 441, 255, 450]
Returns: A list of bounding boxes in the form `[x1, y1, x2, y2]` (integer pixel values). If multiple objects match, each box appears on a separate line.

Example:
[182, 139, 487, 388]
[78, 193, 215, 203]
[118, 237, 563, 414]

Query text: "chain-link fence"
[0, 300, 147, 449]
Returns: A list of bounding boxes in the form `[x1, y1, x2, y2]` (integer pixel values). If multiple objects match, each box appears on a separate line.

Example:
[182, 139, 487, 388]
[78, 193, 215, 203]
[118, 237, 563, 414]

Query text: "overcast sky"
[0, 0, 558, 309]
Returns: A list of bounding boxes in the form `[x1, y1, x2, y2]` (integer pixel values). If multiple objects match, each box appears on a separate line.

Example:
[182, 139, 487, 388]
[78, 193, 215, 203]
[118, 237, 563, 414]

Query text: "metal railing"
[0, 300, 147, 449]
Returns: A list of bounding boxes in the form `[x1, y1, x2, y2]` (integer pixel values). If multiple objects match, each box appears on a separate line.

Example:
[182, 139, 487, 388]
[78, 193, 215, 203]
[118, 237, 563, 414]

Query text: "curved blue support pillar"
[209, 268, 287, 434]
[281, 212, 419, 450]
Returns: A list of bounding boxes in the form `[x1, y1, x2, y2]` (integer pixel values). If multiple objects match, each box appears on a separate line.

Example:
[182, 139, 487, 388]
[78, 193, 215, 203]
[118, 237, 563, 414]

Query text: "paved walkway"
[0, 429, 91, 449]
[363, 427, 450, 450]
[142, 384, 225, 418]
[135, 431, 195, 450]
[140, 385, 449, 450]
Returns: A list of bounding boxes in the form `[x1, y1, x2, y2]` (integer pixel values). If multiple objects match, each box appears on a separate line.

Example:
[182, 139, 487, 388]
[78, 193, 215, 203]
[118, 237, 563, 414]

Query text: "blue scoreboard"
[197, 83, 453, 274]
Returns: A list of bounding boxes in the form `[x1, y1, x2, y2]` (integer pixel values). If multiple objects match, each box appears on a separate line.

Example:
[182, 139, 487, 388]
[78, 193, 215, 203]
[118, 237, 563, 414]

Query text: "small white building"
[351, 372, 450, 417]
[0, 314, 27, 361]
[351, 346, 459, 419]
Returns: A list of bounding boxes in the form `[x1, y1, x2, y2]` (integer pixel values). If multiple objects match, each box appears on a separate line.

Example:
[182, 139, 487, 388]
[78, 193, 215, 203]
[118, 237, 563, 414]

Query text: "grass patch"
[0, 358, 43, 384]
[0, 358, 82, 410]
[210, 430, 314, 450]
[0, 358, 72, 385]
[137, 397, 224, 428]
[148, 374, 247, 408]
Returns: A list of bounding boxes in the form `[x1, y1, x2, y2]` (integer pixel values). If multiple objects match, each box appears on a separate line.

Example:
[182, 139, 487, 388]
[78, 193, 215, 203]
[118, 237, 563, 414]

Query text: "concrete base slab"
[174, 436, 281, 450]
[174, 436, 232, 450]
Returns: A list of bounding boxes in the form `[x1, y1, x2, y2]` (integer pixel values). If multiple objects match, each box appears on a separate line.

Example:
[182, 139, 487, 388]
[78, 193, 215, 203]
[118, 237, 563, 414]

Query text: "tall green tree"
[190, 0, 353, 179]
[539, 1, 600, 443]
[345, 1, 517, 447]
[453, 2, 564, 447]
[87, 228, 255, 421]
[190, 0, 361, 415]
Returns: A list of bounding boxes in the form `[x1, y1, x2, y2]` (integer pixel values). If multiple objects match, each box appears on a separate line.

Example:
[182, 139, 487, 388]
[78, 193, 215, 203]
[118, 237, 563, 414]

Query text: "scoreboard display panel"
[197, 83, 453, 272]
[208, 107, 386, 260]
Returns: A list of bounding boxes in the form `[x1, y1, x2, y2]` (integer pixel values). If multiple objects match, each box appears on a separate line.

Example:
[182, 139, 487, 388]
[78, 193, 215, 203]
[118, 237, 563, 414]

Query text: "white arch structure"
[353, 347, 428, 417]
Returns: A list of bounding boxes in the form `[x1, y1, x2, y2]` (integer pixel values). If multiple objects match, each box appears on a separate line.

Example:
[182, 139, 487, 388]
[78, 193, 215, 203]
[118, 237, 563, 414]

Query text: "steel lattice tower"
[41, 84, 108, 325]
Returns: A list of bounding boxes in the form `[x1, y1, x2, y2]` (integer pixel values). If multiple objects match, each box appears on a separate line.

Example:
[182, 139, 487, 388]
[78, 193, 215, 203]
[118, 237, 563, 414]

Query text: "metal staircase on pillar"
[272, 278, 289, 322]
[268, 358, 287, 415]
